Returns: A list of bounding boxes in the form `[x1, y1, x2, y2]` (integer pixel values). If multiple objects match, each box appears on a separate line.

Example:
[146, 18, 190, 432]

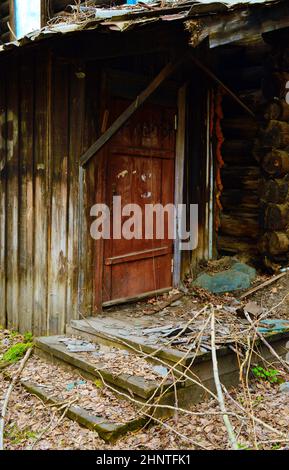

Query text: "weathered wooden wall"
[0, 31, 209, 334]
[0, 47, 96, 335]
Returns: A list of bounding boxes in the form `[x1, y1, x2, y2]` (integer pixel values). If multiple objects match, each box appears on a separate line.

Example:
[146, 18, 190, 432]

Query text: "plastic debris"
[66, 380, 86, 391]
[258, 319, 289, 334]
[193, 262, 256, 294]
[58, 337, 96, 353]
[153, 365, 168, 378]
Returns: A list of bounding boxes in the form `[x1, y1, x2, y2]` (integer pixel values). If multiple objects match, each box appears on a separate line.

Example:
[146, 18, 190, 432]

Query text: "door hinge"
[171, 258, 174, 273]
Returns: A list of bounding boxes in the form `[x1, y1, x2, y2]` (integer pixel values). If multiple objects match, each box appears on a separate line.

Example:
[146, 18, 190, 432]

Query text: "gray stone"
[279, 382, 289, 394]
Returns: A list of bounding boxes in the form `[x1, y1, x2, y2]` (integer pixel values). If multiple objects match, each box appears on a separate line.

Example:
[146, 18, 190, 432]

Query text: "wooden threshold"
[102, 287, 172, 308]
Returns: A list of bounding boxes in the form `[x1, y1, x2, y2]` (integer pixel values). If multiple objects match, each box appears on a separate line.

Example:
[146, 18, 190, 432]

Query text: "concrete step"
[68, 318, 197, 368]
[35, 335, 174, 401]
[20, 379, 146, 443]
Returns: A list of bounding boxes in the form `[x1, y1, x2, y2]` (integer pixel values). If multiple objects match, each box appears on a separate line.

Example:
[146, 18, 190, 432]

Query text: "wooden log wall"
[0, 0, 14, 44]
[255, 43, 289, 269]
[217, 43, 269, 256]
[0, 47, 98, 335]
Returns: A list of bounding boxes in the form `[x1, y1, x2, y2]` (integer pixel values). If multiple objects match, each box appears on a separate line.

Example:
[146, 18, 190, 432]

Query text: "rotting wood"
[264, 203, 289, 231]
[6, 55, 19, 331]
[19, 54, 34, 333]
[260, 120, 289, 149]
[260, 177, 289, 205]
[220, 213, 259, 239]
[218, 236, 258, 255]
[33, 50, 51, 336]
[80, 53, 189, 167]
[102, 288, 173, 309]
[47, 59, 69, 335]
[262, 149, 289, 178]
[239, 272, 287, 300]
[79, 64, 101, 316]
[66, 63, 85, 324]
[0, 60, 7, 328]
[259, 231, 289, 256]
[221, 190, 259, 212]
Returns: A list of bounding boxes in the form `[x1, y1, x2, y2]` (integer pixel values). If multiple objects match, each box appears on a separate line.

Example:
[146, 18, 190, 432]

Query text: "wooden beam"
[80, 52, 189, 167]
[190, 2, 289, 49]
[191, 55, 256, 119]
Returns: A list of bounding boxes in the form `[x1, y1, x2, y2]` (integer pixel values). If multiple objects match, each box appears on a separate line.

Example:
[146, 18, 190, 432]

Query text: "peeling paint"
[117, 170, 129, 179]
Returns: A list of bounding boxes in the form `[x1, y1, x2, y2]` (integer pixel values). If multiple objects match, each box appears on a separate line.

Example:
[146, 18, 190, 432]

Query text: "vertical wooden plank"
[92, 70, 108, 313]
[79, 64, 100, 317]
[47, 58, 69, 335]
[33, 49, 51, 336]
[0, 59, 7, 328]
[174, 84, 186, 287]
[66, 65, 85, 324]
[18, 53, 35, 333]
[6, 55, 20, 330]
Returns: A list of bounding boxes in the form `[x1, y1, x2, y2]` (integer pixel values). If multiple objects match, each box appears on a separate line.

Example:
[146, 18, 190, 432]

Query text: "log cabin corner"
[1, 0, 289, 336]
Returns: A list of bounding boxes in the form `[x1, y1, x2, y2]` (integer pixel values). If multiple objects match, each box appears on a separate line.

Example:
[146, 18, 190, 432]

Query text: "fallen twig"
[0, 348, 33, 450]
[244, 311, 289, 374]
[239, 273, 287, 300]
[28, 400, 73, 450]
[222, 385, 287, 438]
[211, 311, 239, 450]
[149, 292, 184, 315]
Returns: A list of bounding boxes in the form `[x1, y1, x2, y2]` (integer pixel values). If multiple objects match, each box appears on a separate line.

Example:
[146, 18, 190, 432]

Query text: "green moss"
[5, 424, 37, 445]
[1, 342, 33, 365]
[23, 332, 33, 343]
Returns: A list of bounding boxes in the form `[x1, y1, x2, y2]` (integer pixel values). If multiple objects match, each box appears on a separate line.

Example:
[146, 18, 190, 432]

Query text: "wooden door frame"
[173, 83, 187, 288]
[78, 71, 187, 315]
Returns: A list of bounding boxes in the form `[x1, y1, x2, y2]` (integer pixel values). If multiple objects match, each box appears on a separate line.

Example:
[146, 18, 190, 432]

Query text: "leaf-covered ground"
[1, 273, 289, 450]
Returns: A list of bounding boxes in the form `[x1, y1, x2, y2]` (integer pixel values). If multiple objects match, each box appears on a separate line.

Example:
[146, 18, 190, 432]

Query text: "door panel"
[100, 98, 176, 304]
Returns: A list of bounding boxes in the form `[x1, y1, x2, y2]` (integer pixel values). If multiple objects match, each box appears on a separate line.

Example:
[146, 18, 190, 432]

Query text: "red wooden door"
[101, 99, 176, 304]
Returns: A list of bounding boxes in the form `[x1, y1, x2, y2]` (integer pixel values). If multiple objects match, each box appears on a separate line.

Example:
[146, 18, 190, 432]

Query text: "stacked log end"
[256, 47, 289, 269]
[217, 44, 267, 257]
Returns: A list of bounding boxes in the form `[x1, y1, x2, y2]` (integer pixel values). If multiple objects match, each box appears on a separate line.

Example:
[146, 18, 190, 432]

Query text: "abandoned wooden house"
[1, 0, 289, 337]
